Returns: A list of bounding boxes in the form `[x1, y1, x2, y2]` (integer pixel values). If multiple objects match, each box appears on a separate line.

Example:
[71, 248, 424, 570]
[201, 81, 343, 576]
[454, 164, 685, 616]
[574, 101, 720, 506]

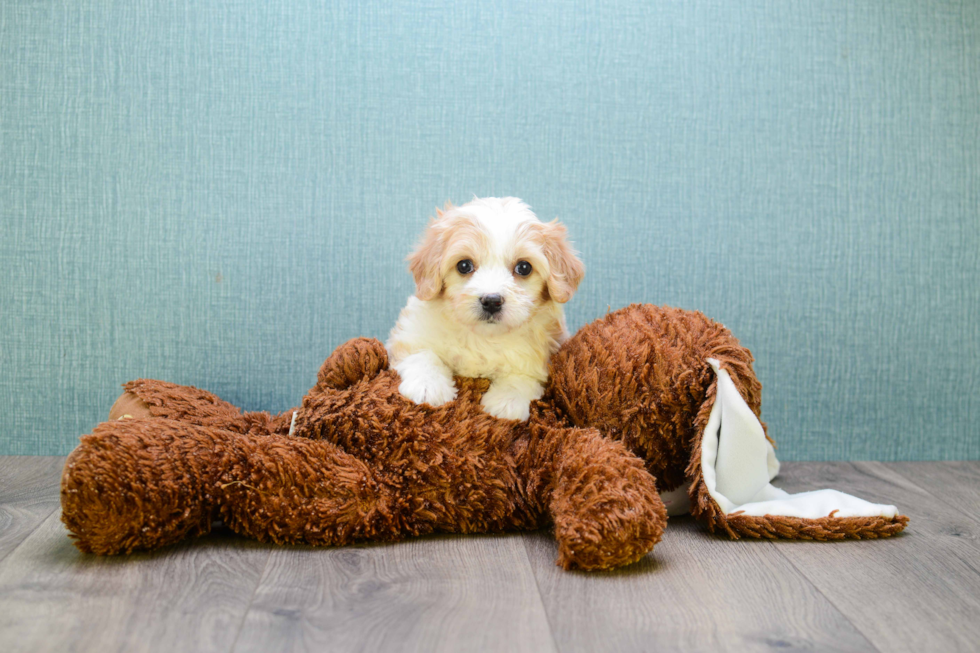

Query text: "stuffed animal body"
[61, 305, 907, 570]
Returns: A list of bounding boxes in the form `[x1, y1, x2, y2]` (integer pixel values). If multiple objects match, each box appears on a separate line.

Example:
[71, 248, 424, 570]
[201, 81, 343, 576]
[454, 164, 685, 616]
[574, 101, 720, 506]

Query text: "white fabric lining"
[699, 358, 899, 520]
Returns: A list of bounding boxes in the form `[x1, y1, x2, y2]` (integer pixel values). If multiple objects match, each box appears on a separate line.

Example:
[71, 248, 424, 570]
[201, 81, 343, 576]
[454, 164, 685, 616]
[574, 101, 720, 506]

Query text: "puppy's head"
[408, 197, 585, 332]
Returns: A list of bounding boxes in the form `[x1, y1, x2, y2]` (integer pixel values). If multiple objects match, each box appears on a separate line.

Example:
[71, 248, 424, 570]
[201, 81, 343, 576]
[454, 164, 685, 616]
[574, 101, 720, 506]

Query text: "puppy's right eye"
[456, 259, 474, 275]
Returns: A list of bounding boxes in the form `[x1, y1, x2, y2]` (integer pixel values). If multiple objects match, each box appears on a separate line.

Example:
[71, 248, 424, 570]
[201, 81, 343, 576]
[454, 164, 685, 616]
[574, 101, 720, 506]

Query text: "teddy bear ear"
[697, 357, 906, 537]
[539, 220, 585, 304]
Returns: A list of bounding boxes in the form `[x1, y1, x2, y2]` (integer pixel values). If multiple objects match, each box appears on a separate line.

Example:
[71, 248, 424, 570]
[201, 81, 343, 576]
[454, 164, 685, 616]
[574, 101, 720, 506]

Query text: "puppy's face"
[408, 198, 584, 333]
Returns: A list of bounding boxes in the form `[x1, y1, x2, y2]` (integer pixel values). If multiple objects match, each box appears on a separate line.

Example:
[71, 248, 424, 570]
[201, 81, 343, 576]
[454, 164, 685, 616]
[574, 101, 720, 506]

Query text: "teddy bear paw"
[553, 503, 665, 571]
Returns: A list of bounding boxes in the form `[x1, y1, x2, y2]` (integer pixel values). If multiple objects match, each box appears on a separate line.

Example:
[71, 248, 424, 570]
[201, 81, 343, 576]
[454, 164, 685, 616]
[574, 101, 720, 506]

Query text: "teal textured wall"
[1, 1, 978, 458]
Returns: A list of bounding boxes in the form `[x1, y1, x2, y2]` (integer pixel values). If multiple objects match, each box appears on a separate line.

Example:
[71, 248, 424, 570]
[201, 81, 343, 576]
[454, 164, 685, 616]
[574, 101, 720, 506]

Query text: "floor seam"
[767, 534, 882, 653]
[520, 532, 562, 653]
[226, 548, 274, 653]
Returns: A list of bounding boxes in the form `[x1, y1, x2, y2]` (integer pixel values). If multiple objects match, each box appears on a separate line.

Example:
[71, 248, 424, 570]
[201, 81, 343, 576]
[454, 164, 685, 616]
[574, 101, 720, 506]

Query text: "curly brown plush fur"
[546, 305, 908, 541]
[61, 304, 907, 570]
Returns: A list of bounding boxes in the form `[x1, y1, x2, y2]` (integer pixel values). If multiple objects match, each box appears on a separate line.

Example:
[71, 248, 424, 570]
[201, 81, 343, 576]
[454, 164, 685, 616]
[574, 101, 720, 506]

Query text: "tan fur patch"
[407, 213, 489, 300]
[524, 220, 585, 303]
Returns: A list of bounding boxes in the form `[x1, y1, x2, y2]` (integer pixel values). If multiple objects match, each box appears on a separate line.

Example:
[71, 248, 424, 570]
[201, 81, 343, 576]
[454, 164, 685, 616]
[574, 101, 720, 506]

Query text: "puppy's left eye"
[514, 261, 532, 277]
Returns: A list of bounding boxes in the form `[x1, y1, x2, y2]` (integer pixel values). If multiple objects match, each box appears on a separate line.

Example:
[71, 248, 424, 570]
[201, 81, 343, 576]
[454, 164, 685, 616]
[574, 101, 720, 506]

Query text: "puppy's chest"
[442, 337, 542, 378]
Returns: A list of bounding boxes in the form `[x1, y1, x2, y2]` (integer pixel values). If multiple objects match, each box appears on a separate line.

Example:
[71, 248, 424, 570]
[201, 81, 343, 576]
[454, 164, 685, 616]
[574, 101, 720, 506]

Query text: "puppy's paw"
[481, 376, 544, 421]
[481, 392, 531, 421]
[392, 350, 457, 407]
[398, 371, 457, 407]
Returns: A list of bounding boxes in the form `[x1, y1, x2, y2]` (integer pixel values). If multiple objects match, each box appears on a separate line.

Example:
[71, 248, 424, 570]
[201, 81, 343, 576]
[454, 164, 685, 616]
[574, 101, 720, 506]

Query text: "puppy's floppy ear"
[539, 219, 585, 303]
[407, 204, 454, 300]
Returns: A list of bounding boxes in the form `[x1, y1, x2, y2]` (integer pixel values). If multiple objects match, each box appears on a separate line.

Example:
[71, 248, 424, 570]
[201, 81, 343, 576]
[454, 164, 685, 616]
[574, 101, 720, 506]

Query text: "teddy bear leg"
[110, 381, 295, 439]
[115, 378, 273, 434]
[538, 426, 668, 571]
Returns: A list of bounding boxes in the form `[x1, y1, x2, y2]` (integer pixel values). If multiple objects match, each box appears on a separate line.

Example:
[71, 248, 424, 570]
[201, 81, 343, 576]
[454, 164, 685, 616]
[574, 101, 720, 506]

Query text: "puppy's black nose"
[480, 294, 504, 314]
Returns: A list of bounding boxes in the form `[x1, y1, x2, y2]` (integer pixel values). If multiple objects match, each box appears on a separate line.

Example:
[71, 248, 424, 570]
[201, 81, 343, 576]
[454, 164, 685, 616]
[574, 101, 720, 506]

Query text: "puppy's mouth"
[480, 310, 503, 323]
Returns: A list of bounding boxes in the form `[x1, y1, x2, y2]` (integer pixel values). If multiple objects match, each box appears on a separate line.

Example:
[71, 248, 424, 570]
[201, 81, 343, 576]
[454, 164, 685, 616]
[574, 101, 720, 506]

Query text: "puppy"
[386, 197, 585, 421]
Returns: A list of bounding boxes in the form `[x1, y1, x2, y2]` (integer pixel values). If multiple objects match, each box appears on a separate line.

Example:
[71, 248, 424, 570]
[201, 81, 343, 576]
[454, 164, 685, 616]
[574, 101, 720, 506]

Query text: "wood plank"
[0, 510, 271, 653]
[523, 516, 876, 653]
[0, 456, 65, 563]
[234, 533, 557, 653]
[770, 461, 980, 653]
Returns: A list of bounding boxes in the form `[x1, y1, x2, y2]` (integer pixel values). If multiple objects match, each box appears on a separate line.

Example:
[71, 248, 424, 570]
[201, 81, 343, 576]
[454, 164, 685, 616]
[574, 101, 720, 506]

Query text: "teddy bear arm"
[61, 417, 234, 554]
[217, 435, 414, 546]
[62, 417, 418, 554]
[316, 337, 389, 391]
[284, 338, 397, 442]
[536, 425, 668, 571]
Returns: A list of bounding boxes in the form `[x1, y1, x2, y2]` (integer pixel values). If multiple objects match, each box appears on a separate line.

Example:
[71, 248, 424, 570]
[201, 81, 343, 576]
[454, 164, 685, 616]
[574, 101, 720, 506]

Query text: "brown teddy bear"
[60, 304, 907, 571]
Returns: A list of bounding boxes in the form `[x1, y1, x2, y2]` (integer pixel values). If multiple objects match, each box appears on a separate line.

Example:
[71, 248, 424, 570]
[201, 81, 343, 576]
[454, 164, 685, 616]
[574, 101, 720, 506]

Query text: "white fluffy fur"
[386, 197, 584, 421]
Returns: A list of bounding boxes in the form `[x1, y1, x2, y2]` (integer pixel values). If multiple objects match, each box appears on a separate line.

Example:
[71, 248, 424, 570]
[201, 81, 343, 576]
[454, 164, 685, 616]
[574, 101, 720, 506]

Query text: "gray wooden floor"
[1, 458, 977, 653]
